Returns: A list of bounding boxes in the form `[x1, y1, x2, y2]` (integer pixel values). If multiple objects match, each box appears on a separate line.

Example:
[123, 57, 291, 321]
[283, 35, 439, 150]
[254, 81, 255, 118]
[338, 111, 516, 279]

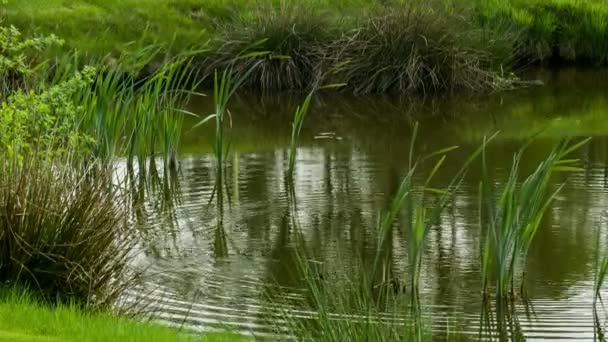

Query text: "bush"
[0, 25, 63, 95]
[0, 67, 95, 160]
[0, 157, 138, 309]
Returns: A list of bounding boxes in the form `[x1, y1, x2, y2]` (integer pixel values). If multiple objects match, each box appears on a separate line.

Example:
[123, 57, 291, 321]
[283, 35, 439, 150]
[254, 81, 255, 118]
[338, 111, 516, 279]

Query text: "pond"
[124, 68, 608, 340]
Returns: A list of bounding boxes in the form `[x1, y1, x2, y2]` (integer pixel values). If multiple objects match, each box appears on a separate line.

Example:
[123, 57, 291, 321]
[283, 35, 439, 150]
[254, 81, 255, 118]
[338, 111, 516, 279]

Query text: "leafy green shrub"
[0, 25, 63, 94]
[0, 67, 95, 160]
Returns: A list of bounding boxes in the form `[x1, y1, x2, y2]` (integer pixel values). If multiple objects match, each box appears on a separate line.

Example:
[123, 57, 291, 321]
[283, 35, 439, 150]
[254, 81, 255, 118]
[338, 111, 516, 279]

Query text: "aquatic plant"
[287, 92, 313, 182]
[273, 249, 442, 342]
[0, 156, 137, 308]
[373, 125, 495, 299]
[594, 213, 608, 341]
[595, 225, 608, 305]
[479, 138, 591, 299]
[74, 48, 203, 169]
[194, 58, 264, 202]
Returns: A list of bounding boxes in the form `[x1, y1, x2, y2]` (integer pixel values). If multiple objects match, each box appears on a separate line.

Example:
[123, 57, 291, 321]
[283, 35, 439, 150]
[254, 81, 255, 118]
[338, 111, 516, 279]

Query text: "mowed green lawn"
[0, 291, 246, 342]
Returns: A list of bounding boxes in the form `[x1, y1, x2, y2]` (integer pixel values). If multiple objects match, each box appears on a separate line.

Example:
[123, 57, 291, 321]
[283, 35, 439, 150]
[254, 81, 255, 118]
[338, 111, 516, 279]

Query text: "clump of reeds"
[72, 48, 202, 170]
[205, 1, 516, 94]
[0, 156, 138, 309]
[206, 2, 332, 92]
[331, 5, 515, 94]
[274, 247, 432, 341]
[479, 138, 591, 299]
[373, 125, 494, 299]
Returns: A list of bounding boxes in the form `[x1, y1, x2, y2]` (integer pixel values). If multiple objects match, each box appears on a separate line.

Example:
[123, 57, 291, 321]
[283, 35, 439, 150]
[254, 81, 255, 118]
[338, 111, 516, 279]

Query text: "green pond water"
[126, 69, 608, 340]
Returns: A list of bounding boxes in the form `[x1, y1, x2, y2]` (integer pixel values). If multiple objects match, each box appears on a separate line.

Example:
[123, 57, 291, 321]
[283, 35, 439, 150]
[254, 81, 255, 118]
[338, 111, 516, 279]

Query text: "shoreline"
[4, 0, 608, 95]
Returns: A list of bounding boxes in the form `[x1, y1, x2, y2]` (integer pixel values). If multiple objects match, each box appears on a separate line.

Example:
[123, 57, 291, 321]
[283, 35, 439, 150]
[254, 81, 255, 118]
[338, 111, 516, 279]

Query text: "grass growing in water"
[287, 91, 313, 183]
[72, 48, 203, 169]
[479, 137, 591, 299]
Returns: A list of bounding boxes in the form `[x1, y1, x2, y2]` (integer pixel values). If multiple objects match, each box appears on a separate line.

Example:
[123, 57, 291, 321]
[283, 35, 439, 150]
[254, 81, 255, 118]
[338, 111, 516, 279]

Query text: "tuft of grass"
[0, 156, 136, 309]
[330, 4, 516, 94]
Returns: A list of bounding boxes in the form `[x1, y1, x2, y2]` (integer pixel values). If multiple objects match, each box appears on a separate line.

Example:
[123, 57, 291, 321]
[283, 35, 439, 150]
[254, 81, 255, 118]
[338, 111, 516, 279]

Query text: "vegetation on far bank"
[5, 0, 608, 94]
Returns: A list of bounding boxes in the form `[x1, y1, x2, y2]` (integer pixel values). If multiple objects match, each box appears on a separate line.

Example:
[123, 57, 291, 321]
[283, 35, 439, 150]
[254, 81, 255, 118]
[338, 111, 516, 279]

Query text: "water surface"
[127, 69, 608, 340]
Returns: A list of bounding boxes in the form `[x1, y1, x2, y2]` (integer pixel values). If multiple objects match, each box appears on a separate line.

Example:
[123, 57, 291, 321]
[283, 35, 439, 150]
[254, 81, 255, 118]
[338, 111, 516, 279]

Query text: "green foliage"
[0, 288, 245, 342]
[478, 0, 608, 65]
[0, 25, 63, 94]
[0, 67, 95, 160]
[75, 50, 201, 168]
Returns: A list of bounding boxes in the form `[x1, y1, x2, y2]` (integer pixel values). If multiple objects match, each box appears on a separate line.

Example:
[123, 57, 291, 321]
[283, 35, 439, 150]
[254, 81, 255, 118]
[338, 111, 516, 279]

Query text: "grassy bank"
[0, 289, 243, 342]
[0, 0, 521, 93]
[478, 0, 608, 65]
[4, 1, 608, 88]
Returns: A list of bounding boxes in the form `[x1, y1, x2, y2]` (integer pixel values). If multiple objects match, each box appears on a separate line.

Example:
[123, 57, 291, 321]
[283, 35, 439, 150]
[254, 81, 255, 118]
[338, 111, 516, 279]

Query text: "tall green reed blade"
[594, 221, 608, 342]
[287, 83, 345, 183]
[192, 57, 265, 206]
[287, 91, 313, 182]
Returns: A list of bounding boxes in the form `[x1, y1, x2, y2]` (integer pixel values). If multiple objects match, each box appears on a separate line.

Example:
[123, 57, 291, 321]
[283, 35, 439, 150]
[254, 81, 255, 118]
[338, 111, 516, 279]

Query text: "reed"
[373, 125, 495, 299]
[194, 58, 264, 203]
[73, 48, 203, 169]
[286, 92, 313, 182]
[274, 248, 438, 341]
[479, 138, 591, 299]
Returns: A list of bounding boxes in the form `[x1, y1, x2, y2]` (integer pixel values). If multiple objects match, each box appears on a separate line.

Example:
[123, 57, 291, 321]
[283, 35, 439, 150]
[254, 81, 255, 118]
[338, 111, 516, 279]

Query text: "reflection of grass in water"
[457, 93, 608, 142]
[272, 124, 485, 341]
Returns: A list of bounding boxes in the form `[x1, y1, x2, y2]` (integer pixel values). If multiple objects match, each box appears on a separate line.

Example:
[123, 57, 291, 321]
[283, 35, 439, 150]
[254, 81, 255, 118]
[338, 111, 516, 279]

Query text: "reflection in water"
[122, 69, 608, 339]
